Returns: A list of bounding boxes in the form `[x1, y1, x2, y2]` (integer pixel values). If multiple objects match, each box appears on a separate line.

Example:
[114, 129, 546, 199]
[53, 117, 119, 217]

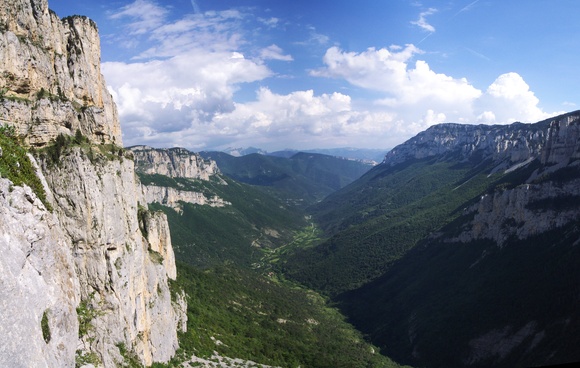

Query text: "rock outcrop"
[142, 185, 229, 213]
[131, 146, 220, 180]
[384, 121, 549, 170]
[130, 146, 230, 211]
[41, 148, 183, 367]
[0, 0, 120, 146]
[0, 176, 79, 368]
[0, 0, 185, 367]
[453, 177, 580, 246]
[408, 111, 580, 246]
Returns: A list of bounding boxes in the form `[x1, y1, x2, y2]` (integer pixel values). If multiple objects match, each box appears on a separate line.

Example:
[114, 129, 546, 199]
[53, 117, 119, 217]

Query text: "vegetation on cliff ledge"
[0, 124, 50, 209]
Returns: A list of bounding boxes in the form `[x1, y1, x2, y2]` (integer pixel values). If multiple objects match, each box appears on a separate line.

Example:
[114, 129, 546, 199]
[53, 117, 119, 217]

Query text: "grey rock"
[130, 146, 220, 180]
[0, 0, 121, 145]
[0, 0, 185, 366]
[0, 177, 80, 368]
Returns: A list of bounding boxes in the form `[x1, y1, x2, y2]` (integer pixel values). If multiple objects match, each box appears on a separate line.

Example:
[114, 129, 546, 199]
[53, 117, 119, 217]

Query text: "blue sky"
[48, 0, 579, 151]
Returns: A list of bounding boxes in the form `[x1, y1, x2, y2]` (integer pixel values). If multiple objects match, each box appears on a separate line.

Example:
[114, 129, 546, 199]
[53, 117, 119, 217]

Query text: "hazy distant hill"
[199, 150, 373, 207]
[283, 112, 580, 367]
[269, 147, 388, 164]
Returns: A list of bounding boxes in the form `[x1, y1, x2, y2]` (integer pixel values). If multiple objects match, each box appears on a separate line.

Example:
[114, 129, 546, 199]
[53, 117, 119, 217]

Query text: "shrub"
[0, 125, 51, 210]
[41, 310, 51, 343]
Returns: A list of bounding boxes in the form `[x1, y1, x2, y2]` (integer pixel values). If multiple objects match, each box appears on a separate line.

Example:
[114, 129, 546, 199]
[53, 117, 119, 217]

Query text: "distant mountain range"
[222, 146, 388, 164]
[199, 150, 374, 207]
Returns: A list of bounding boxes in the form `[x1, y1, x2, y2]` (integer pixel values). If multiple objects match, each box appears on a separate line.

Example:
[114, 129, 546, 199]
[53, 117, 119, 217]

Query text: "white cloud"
[475, 72, 552, 124]
[258, 17, 280, 27]
[102, 1, 558, 152]
[313, 46, 481, 108]
[411, 8, 437, 33]
[294, 26, 330, 46]
[103, 51, 272, 147]
[182, 88, 398, 150]
[136, 10, 246, 59]
[260, 44, 293, 61]
[190, 0, 201, 14]
[311, 46, 556, 136]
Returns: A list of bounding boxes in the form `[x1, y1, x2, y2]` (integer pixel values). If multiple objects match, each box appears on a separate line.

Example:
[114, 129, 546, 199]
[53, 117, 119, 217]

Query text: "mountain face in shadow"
[283, 111, 580, 367]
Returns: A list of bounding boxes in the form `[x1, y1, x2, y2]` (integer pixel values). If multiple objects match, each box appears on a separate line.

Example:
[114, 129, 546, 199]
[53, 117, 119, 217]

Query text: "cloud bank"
[102, 0, 556, 151]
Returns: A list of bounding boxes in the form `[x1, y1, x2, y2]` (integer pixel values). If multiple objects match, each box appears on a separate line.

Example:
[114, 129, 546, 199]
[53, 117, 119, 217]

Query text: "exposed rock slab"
[131, 146, 219, 180]
[0, 0, 185, 366]
[0, 177, 79, 368]
[0, 0, 121, 145]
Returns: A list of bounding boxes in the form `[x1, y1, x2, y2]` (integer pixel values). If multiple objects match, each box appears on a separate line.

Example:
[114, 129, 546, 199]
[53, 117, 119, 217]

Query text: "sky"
[48, 0, 580, 152]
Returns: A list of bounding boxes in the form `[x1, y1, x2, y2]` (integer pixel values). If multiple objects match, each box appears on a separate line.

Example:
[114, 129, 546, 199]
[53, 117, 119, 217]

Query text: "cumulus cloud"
[102, 0, 557, 152]
[475, 72, 551, 124]
[103, 51, 272, 147]
[312, 45, 481, 108]
[143, 88, 398, 150]
[312, 46, 555, 134]
[225, 88, 422, 150]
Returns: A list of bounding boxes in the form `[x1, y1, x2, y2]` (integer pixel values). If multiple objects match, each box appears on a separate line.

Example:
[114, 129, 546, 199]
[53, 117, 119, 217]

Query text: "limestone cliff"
[131, 146, 220, 180]
[444, 112, 580, 246]
[401, 111, 580, 246]
[0, 0, 185, 367]
[384, 120, 548, 170]
[0, 176, 79, 367]
[142, 185, 230, 213]
[130, 146, 230, 211]
[0, 0, 120, 146]
[41, 148, 184, 367]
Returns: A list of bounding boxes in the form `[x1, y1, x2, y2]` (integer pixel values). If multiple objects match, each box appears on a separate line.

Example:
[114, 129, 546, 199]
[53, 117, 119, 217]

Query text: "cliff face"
[131, 146, 220, 180]
[0, 176, 79, 368]
[142, 185, 229, 212]
[0, 0, 120, 146]
[0, 0, 184, 367]
[426, 111, 580, 246]
[378, 111, 580, 246]
[130, 146, 230, 211]
[384, 121, 549, 169]
[41, 149, 184, 367]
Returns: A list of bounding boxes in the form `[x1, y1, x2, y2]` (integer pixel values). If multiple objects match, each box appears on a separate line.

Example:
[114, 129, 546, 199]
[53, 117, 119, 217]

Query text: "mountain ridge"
[199, 150, 373, 207]
[282, 110, 580, 367]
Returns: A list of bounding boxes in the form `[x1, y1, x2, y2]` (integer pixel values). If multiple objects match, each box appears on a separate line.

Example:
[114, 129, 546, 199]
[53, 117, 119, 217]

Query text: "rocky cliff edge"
[0, 0, 185, 367]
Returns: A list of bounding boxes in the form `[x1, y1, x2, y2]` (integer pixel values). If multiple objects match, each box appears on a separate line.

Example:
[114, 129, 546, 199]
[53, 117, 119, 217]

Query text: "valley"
[2, 0, 580, 367]
[129, 112, 580, 367]
[129, 145, 399, 367]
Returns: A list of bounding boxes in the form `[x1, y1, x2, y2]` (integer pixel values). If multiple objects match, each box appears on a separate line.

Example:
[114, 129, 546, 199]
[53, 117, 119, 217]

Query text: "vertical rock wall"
[0, 177, 79, 368]
[0, 0, 121, 145]
[0, 0, 186, 366]
[41, 149, 183, 366]
[130, 146, 220, 180]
